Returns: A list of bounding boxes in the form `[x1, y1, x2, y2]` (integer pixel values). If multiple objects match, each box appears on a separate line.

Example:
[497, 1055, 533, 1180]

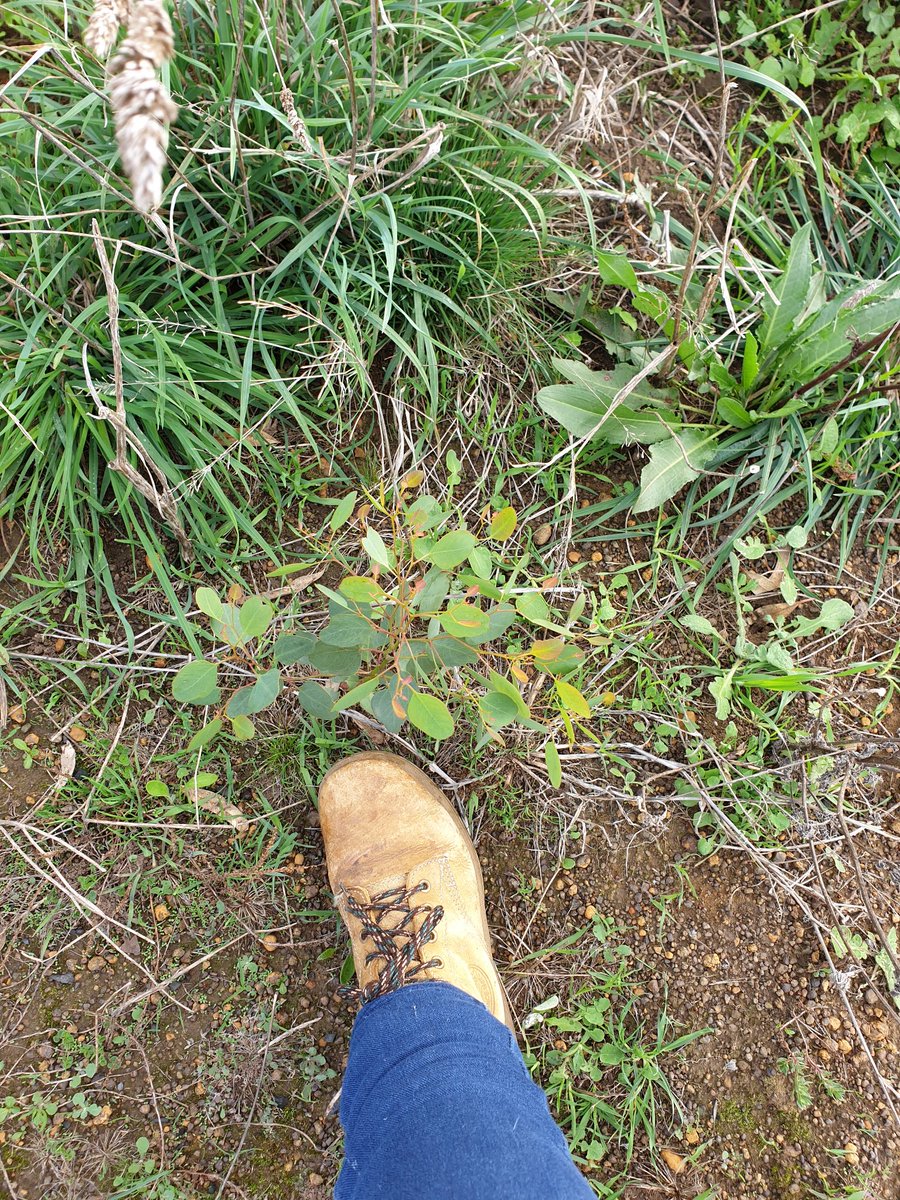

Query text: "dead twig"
[86, 222, 192, 556]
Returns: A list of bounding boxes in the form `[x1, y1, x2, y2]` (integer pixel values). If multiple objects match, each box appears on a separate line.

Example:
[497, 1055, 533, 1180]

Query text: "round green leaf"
[555, 678, 591, 718]
[489, 506, 517, 541]
[339, 575, 387, 604]
[297, 681, 340, 719]
[195, 587, 223, 621]
[531, 638, 585, 675]
[407, 692, 454, 741]
[424, 530, 477, 571]
[437, 601, 491, 639]
[478, 691, 519, 731]
[273, 631, 316, 665]
[238, 596, 275, 641]
[230, 714, 256, 741]
[818, 597, 854, 630]
[172, 659, 220, 705]
[468, 546, 494, 580]
[226, 667, 282, 717]
[370, 682, 406, 733]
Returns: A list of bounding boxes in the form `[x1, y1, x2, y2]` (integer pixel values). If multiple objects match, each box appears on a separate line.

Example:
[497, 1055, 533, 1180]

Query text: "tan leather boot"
[319, 750, 514, 1030]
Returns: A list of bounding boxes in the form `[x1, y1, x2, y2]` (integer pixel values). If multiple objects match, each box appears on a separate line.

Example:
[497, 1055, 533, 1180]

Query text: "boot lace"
[339, 881, 444, 1004]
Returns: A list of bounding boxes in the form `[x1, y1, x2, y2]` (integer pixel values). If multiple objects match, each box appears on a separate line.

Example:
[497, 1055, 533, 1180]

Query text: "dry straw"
[84, 0, 178, 212]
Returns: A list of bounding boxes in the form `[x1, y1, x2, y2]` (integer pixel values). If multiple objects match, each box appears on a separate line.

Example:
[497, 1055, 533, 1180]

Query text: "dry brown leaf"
[747, 547, 790, 596]
[350, 715, 386, 744]
[54, 742, 77, 790]
[661, 1148, 686, 1174]
[186, 785, 250, 833]
[119, 934, 141, 958]
[261, 564, 326, 600]
[753, 600, 810, 621]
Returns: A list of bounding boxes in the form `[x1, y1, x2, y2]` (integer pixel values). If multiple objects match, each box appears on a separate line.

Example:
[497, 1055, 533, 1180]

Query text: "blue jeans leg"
[336, 980, 596, 1199]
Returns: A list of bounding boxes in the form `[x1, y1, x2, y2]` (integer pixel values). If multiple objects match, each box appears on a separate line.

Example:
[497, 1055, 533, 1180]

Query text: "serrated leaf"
[633, 430, 717, 514]
[716, 391, 755, 429]
[226, 667, 282, 717]
[709, 670, 735, 720]
[555, 678, 591, 718]
[780, 574, 799, 605]
[759, 224, 813, 352]
[490, 506, 517, 541]
[172, 660, 220, 706]
[735, 535, 768, 561]
[792, 597, 855, 638]
[874, 927, 897, 995]
[407, 692, 454, 740]
[777, 289, 900, 387]
[330, 491, 358, 531]
[195, 587, 223, 621]
[425, 530, 477, 571]
[238, 596, 275, 641]
[438, 602, 491, 639]
[545, 741, 562, 788]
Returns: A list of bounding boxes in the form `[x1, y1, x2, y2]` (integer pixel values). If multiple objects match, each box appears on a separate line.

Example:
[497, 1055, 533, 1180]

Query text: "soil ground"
[1, 531, 898, 1200]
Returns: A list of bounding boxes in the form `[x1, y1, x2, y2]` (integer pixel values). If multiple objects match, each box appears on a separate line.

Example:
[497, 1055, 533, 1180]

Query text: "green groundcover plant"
[171, 486, 601, 774]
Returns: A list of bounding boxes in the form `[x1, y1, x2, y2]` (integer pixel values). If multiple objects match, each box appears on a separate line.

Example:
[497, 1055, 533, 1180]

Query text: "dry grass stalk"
[84, 0, 131, 60]
[106, 0, 177, 212]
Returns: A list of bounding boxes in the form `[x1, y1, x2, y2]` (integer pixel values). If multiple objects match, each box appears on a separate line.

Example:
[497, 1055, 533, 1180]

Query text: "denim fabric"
[336, 981, 596, 1199]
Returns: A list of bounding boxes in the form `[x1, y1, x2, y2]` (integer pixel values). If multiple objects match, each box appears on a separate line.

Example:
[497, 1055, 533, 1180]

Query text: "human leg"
[319, 752, 595, 1200]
